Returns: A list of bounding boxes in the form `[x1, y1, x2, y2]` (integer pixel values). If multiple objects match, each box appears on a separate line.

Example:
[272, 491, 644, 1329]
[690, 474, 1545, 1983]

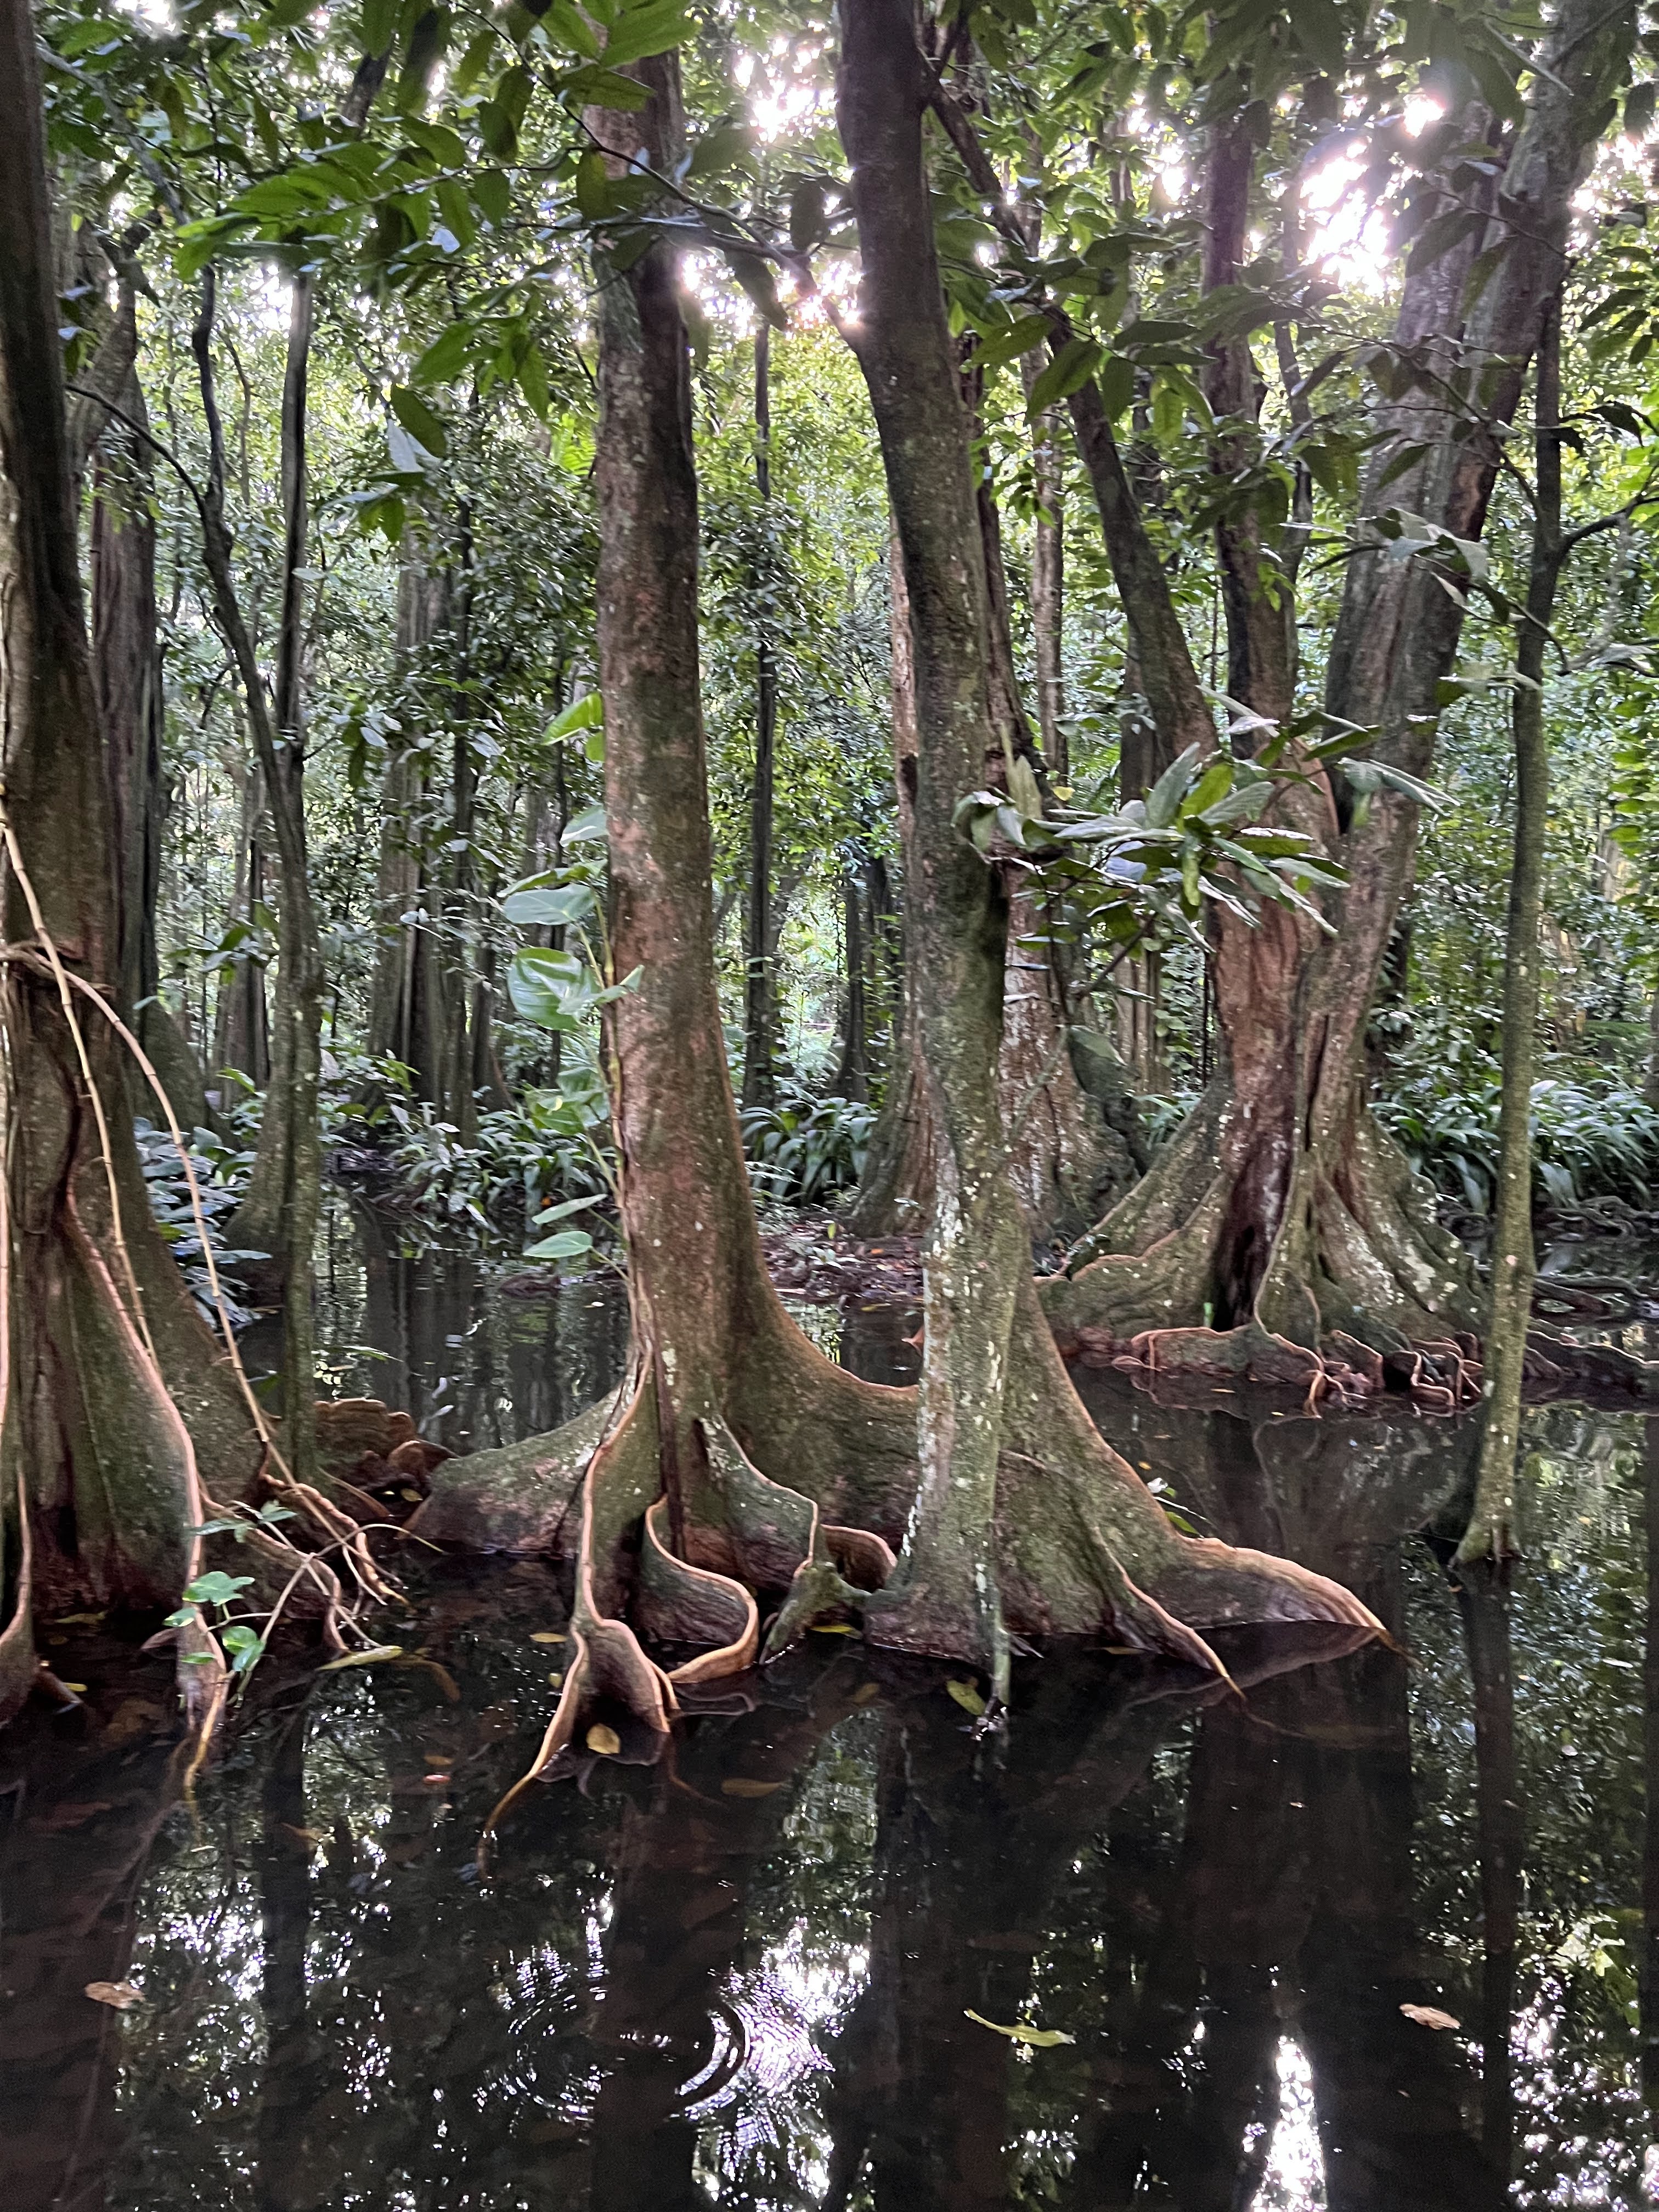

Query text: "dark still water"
[3, 1210, 1658, 2209]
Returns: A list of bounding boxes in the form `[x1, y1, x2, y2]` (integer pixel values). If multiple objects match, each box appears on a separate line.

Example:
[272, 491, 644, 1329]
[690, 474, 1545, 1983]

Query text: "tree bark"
[0, 0, 258, 1725]
[1020, 348, 1066, 780]
[205, 269, 324, 1478]
[1458, 298, 1563, 1564]
[741, 325, 780, 1113]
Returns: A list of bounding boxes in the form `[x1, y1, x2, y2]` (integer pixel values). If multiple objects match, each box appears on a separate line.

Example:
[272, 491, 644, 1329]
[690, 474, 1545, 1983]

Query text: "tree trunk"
[741, 325, 780, 1113]
[90, 369, 211, 1133]
[1019, 347, 1066, 780]
[1043, 4, 1630, 1385]
[0, 0, 258, 1726]
[208, 270, 325, 1476]
[412, 26, 1380, 1768]
[830, 864, 869, 1103]
[1458, 299, 1563, 1564]
[844, 520, 937, 1234]
[365, 534, 450, 1100]
[214, 751, 272, 1091]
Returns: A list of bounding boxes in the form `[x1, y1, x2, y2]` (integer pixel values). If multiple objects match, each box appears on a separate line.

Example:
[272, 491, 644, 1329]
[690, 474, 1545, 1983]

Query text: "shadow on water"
[4, 1212, 1659, 2207]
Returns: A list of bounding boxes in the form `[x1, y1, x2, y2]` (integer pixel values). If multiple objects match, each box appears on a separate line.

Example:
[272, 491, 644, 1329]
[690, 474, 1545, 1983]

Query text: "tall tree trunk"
[845, 520, 938, 1234]
[1459, 298, 1564, 1564]
[830, 864, 869, 1103]
[0, 0, 258, 1726]
[214, 749, 272, 1091]
[1019, 348, 1066, 779]
[366, 535, 450, 1101]
[208, 270, 324, 1477]
[414, 30, 1379, 1757]
[741, 325, 780, 1113]
[90, 370, 211, 1132]
[1038, 4, 1632, 1384]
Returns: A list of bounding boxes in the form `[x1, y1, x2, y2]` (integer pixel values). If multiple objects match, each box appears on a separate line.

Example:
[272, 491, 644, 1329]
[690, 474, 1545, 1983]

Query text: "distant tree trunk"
[1019, 347, 1066, 779]
[0, 0, 257, 1725]
[1459, 297, 1564, 1565]
[366, 537, 449, 1101]
[845, 521, 936, 1234]
[214, 751, 272, 1091]
[741, 325, 779, 1113]
[89, 370, 210, 1132]
[830, 865, 869, 1103]
[207, 269, 324, 1476]
[1042, 7, 1630, 1383]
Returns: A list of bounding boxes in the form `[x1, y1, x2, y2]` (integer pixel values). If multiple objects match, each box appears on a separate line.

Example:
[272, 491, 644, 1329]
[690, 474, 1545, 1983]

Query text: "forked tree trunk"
[413, 27, 1379, 1767]
[0, 0, 258, 1727]
[1042, 4, 1630, 1388]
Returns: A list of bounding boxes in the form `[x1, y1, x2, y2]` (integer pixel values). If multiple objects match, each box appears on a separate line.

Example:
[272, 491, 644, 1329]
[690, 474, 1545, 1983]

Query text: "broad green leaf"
[546, 691, 604, 741]
[413, 322, 471, 384]
[602, 0, 690, 66]
[501, 883, 597, 926]
[183, 1570, 254, 1608]
[946, 1677, 986, 1716]
[524, 1228, 595, 1259]
[971, 312, 1051, 371]
[563, 804, 607, 843]
[1027, 335, 1103, 418]
[390, 384, 448, 457]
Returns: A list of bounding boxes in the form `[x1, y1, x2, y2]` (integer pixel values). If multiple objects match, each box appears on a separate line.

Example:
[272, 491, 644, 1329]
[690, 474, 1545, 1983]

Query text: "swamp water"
[4, 1210, 1659, 2208]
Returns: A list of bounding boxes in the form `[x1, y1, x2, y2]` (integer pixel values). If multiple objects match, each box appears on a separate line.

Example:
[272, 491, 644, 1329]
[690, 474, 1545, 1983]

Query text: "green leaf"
[524, 1228, 596, 1259]
[575, 148, 614, 221]
[686, 120, 752, 183]
[601, 0, 690, 66]
[946, 1677, 986, 1716]
[412, 323, 471, 384]
[534, 1193, 604, 1223]
[472, 169, 510, 224]
[563, 804, 607, 843]
[390, 384, 448, 457]
[1285, 0, 1345, 73]
[970, 312, 1051, 372]
[501, 883, 597, 926]
[964, 2009, 1076, 2047]
[558, 63, 652, 109]
[1027, 335, 1103, 418]
[363, 0, 400, 56]
[183, 1570, 255, 1609]
[222, 1624, 266, 1675]
[1144, 743, 1201, 830]
[509, 945, 588, 1026]
[547, 691, 604, 741]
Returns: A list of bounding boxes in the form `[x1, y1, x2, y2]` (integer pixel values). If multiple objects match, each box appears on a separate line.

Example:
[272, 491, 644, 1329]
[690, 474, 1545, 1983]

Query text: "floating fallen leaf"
[530, 1631, 567, 1645]
[809, 1622, 857, 1635]
[946, 1678, 986, 1717]
[964, 2008, 1074, 2047]
[422, 1773, 450, 1787]
[547, 1672, 564, 1688]
[52, 1611, 106, 1627]
[319, 1644, 404, 1672]
[399, 1487, 423, 1503]
[61, 1683, 89, 1695]
[1400, 2004, 1459, 2031]
[86, 1981, 143, 2011]
[852, 1682, 881, 1706]
[586, 1723, 621, 1756]
[721, 1778, 783, 1798]
[396, 1655, 461, 1702]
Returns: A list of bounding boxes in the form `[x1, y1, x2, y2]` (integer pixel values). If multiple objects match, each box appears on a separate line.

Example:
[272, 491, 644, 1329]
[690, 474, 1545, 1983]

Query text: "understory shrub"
[1376, 1068, 1659, 1214]
[740, 1077, 876, 1204]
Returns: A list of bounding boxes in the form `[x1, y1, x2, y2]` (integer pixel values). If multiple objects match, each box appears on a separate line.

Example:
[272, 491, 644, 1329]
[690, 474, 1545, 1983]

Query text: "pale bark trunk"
[741, 325, 780, 1113]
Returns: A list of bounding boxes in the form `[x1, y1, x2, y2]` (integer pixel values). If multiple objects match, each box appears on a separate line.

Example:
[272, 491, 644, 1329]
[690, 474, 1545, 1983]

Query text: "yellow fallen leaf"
[86, 1981, 143, 2010]
[964, 2008, 1074, 2047]
[319, 1644, 404, 1672]
[721, 1778, 783, 1798]
[548, 1672, 564, 1688]
[946, 1678, 986, 1717]
[809, 1622, 857, 1635]
[530, 1631, 567, 1645]
[61, 1683, 89, 1695]
[852, 1682, 881, 1705]
[586, 1723, 621, 1756]
[52, 1611, 106, 1627]
[1400, 2004, 1459, 2032]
